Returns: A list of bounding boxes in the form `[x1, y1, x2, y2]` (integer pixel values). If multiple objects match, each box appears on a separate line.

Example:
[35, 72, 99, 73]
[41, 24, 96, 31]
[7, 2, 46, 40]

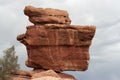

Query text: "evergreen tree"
[0, 46, 20, 80]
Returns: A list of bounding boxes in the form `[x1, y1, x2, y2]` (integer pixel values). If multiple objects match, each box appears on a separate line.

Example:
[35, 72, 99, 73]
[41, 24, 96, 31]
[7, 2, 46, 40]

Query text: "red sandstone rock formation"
[16, 5, 96, 80]
[12, 70, 75, 80]
[24, 6, 71, 25]
[17, 25, 95, 72]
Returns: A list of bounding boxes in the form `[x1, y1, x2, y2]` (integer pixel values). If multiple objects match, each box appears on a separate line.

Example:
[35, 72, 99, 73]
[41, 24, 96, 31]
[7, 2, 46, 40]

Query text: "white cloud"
[1, 0, 120, 80]
[0, 0, 14, 5]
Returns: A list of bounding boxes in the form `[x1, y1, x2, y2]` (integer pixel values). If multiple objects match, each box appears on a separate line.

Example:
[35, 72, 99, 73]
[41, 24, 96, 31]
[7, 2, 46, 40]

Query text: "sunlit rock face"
[17, 6, 96, 72]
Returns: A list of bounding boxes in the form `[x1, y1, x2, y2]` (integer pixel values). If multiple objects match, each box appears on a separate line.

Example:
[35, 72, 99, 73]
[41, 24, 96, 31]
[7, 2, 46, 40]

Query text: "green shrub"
[0, 46, 20, 80]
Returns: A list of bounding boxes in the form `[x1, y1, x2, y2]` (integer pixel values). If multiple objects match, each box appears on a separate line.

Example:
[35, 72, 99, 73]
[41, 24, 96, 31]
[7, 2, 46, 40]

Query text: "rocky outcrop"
[17, 25, 95, 72]
[24, 6, 71, 25]
[16, 5, 96, 80]
[12, 70, 75, 80]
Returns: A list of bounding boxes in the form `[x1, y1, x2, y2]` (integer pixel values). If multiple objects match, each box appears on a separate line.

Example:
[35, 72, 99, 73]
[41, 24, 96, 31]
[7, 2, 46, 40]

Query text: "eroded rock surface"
[24, 6, 71, 25]
[17, 24, 95, 72]
[12, 70, 75, 80]
[17, 6, 96, 72]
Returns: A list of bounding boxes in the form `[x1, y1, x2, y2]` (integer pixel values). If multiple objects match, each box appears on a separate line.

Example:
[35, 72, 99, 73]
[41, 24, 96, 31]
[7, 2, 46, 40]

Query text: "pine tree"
[0, 46, 20, 80]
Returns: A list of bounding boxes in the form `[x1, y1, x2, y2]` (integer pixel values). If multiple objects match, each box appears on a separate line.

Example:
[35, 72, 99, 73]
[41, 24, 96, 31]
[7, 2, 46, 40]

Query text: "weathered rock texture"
[24, 6, 71, 25]
[17, 6, 96, 72]
[12, 70, 75, 80]
[17, 25, 95, 72]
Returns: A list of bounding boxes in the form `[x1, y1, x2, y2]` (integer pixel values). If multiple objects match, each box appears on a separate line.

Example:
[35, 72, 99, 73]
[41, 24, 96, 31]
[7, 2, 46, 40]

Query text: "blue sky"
[0, 0, 120, 80]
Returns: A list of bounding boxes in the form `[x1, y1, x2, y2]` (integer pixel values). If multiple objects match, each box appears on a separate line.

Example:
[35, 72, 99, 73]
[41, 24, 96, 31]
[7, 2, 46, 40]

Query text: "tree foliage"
[0, 46, 20, 80]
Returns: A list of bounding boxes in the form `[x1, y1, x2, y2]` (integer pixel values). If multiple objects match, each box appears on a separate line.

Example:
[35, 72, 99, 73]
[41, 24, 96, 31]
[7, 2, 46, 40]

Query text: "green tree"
[0, 46, 20, 80]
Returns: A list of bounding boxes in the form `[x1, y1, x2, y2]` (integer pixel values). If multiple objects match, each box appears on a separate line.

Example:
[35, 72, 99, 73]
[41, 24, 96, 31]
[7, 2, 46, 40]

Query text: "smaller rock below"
[12, 70, 76, 80]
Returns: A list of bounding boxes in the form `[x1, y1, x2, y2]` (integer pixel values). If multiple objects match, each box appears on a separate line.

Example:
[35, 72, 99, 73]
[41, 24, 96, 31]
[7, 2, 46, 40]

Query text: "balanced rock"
[17, 24, 95, 72]
[24, 6, 71, 25]
[17, 6, 96, 73]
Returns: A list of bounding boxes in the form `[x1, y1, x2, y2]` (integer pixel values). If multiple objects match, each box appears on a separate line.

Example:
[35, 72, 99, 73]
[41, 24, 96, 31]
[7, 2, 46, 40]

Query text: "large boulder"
[17, 6, 96, 75]
[17, 25, 95, 72]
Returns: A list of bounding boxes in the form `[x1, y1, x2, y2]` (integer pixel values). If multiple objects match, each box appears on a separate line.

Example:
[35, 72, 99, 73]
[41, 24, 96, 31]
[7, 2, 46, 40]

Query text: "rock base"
[12, 70, 76, 80]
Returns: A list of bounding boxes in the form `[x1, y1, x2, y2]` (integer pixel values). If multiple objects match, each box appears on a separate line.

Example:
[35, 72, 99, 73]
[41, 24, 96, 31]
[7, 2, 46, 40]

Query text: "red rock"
[17, 6, 96, 72]
[12, 70, 31, 80]
[18, 25, 95, 46]
[11, 70, 76, 80]
[17, 25, 95, 72]
[24, 6, 71, 25]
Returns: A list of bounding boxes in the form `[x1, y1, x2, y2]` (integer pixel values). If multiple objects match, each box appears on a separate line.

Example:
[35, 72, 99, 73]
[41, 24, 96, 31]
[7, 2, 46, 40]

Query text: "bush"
[0, 46, 20, 80]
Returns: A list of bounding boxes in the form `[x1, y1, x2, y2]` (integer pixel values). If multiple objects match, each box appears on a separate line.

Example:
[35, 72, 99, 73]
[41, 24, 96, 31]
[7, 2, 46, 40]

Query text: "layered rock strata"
[17, 6, 96, 72]
[17, 25, 95, 72]
[24, 6, 71, 25]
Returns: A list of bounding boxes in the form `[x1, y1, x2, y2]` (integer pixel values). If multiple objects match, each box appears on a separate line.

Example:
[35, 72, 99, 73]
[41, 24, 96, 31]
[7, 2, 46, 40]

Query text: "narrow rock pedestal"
[12, 70, 75, 80]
